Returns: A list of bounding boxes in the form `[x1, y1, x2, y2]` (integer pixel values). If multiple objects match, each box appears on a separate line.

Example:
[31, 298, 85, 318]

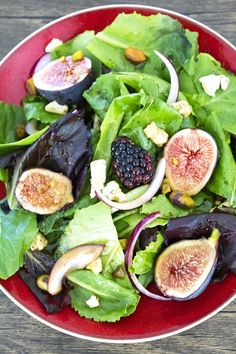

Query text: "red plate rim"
[0, 4, 236, 343]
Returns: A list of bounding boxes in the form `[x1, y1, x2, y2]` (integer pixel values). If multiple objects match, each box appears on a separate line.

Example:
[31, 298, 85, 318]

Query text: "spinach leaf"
[0, 101, 26, 145]
[0, 209, 38, 279]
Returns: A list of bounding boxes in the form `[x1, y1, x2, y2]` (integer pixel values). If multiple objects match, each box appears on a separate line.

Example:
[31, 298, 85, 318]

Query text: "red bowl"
[0, 4, 235, 343]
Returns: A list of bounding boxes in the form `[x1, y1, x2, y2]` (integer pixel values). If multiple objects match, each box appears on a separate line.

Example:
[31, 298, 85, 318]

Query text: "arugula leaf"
[87, 13, 195, 79]
[179, 53, 236, 134]
[0, 101, 26, 144]
[0, 210, 38, 279]
[129, 233, 164, 274]
[68, 270, 139, 322]
[51, 31, 101, 77]
[23, 94, 61, 124]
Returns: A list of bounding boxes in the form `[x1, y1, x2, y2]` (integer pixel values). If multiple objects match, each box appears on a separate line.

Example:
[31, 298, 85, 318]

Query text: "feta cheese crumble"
[199, 74, 230, 97]
[171, 100, 192, 117]
[86, 295, 100, 308]
[45, 38, 63, 53]
[90, 160, 107, 198]
[30, 232, 48, 251]
[45, 101, 68, 115]
[86, 257, 103, 275]
[102, 181, 126, 203]
[144, 122, 169, 147]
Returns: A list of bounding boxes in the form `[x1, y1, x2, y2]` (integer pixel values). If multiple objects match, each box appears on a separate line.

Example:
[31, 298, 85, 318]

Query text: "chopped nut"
[30, 232, 48, 251]
[45, 38, 63, 53]
[144, 122, 169, 147]
[86, 295, 100, 308]
[171, 100, 192, 118]
[161, 178, 171, 195]
[124, 47, 147, 64]
[72, 50, 84, 61]
[86, 257, 103, 275]
[16, 124, 26, 139]
[45, 101, 68, 115]
[26, 77, 37, 95]
[169, 191, 195, 209]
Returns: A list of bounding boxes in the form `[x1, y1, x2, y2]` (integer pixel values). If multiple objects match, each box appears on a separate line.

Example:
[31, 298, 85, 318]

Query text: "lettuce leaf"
[87, 13, 196, 80]
[0, 209, 38, 279]
[119, 97, 183, 155]
[68, 270, 139, 322]
[129, 233, 164, 275]
[179, 53, 236, 134]
[58, 202, 139, 322]
[141, 194, 189, 218]
[0, 101, 26, 144]
[23, 94, 62, 124]
[51, 30, 101, 77]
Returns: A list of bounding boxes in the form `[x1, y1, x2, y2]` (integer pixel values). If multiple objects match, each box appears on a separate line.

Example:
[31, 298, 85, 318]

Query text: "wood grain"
[0, 0, 235, 352]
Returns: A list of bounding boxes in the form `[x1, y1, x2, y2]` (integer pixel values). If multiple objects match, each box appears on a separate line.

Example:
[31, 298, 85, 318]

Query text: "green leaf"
[119, 97, 183, 155]
[83, 73, 129, 120]
[0, 101, 26, 144]
[0, 126, 48, 155]
[199, 112, 236, 205]
[23, 94, 61, 124]
[87, 13, 195, 79]
[93, 93, 142, 167]
[68, 270, 139, 322]
[0, 210, 38, 279]
[0, 168, 8, 183]
[179, 53, 236, 134]
[141, 194, 189, 218]
[129, 233, 164, 274]
[51, 31, 102, 77]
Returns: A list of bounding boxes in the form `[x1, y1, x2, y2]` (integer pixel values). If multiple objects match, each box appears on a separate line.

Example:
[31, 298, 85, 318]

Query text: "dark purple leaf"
[24, 250, 56, 277]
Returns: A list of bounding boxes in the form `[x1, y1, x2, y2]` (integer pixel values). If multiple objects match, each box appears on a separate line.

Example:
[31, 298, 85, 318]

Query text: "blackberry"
[111, 136, 154, 189]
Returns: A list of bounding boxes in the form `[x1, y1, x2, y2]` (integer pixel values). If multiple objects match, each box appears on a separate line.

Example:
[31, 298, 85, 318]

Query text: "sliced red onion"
[33, 53, 51, 74]
[154, 50, 179, 104]
[125, 212, 171, 301]
[95, 157, 166, 210]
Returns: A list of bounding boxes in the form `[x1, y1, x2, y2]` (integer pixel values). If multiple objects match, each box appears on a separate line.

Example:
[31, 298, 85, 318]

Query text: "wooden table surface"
[0, 1, 235, 353]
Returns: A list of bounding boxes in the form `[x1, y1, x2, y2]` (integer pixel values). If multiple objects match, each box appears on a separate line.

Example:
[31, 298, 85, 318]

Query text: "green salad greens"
[0, 12, 236, 322]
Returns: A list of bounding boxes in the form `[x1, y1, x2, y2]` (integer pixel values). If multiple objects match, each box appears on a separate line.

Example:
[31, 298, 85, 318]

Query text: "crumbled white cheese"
[45, 38, 63, 53]
[86, 295, 100, 308]
[86, 257, 103, 275]
[144, 122, 169, 147]
[199, 74, 230, 97]
[220, 75, 230, 91]
[90, 160, 107, 198]
[171, 100, 192, 118]
[102, 181, 126, 203]
[30, 232, 48, 251]
[25, 120, 38, 135]
[45, 101, 68, 115]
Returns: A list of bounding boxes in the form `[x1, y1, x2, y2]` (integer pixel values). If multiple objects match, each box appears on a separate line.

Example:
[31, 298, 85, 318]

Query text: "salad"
[0, 12, 236, 323]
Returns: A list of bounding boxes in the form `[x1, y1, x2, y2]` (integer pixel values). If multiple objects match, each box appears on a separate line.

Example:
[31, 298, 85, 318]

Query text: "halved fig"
[155, 230, 219, 300]
[15, 168, 74, 214]
[164, 129, 218, 195]
[33, 56, 92, 104]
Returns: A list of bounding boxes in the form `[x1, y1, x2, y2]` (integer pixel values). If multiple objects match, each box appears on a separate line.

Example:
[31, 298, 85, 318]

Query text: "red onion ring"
[125, 212, 171, 301]
[154, 50, 179, 104]
[95, 157, 166, 210]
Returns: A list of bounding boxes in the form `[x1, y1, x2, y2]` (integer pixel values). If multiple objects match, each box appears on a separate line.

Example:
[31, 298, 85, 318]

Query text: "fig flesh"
[33, 56, 92, 104]
[155, 230, 219, 300]
[164, 129, 218, 195]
